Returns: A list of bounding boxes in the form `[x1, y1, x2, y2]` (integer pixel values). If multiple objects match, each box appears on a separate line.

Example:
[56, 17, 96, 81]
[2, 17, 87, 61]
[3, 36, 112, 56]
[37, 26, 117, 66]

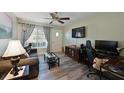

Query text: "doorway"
[50, 29, 63, 52]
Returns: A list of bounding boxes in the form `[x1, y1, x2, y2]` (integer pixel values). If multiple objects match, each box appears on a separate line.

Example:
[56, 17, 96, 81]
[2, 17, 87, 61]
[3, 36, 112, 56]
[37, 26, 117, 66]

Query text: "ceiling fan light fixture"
[44, 12, 70, 24]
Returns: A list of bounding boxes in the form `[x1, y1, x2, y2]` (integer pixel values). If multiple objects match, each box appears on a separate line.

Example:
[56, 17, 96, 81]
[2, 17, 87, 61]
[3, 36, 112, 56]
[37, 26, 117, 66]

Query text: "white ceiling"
[14, 12, 95, 26]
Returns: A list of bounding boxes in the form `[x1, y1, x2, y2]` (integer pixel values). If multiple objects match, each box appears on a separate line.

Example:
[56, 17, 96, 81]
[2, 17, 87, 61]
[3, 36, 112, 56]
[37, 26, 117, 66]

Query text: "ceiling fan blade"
[49, 21, 53, 24]
[59, 17, 70, 20]
[50, 13, 56, 19]
[58, 20, 64, 24]
[54, 12, 58, 14]
[44, 18, 53, 19]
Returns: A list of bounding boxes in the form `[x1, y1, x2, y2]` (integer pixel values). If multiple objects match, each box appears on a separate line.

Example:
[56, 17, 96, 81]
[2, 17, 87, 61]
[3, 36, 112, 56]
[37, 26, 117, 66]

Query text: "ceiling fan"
[44, 12, 70, 24]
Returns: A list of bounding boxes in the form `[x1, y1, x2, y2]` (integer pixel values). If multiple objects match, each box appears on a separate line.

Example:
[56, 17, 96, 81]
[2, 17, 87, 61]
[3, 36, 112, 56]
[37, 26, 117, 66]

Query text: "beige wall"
[64, 12, 124, 48]
[0, 13, 17, 56]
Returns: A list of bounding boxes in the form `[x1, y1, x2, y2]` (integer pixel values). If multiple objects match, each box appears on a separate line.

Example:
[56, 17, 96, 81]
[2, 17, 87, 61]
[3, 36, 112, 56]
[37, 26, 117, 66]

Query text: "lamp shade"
[2, 40, 26, 57]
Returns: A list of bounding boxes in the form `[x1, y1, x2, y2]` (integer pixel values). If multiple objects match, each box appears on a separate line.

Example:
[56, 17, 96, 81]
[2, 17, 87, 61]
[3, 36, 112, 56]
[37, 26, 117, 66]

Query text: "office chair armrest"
[117, 48, 124, 52]
[117, 48, 124, 56]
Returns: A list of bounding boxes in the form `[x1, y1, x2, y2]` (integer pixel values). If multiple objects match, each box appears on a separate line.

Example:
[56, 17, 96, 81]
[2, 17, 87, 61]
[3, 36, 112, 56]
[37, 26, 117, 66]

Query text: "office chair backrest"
[86, 40, 95, 66]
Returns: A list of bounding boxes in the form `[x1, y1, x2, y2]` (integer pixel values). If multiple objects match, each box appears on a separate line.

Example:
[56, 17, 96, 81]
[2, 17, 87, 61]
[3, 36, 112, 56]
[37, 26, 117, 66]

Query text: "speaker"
[79, 44, 87, 63]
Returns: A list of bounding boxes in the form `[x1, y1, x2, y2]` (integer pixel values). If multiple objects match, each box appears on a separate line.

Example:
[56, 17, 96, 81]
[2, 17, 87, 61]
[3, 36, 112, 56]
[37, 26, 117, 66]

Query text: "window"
[25, 26, 48, 48]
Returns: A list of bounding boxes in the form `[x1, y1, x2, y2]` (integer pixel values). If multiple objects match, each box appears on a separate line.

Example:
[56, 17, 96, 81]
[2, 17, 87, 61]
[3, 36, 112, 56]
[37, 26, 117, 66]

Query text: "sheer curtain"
[43, 26, 50, 52]
[22, 24, 35, 46]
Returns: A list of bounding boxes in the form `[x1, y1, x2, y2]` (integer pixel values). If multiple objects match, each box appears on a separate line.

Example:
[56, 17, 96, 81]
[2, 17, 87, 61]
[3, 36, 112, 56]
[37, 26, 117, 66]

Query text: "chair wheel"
[87, 74, 90, 78]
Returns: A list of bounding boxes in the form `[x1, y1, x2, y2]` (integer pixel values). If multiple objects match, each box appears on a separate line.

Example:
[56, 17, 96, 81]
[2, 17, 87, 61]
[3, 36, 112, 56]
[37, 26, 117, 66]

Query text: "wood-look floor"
[36, 53, 100, 80]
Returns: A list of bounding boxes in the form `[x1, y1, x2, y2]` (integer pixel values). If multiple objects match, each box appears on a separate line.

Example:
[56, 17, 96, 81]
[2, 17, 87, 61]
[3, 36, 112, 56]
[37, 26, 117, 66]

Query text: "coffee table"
[44, 52, 60, 70]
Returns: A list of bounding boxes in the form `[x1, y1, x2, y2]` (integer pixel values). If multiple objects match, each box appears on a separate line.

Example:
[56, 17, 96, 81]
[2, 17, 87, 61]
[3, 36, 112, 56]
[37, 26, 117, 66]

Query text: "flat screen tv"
[95, 40, 118, 52]
[72, 27, 85, 38]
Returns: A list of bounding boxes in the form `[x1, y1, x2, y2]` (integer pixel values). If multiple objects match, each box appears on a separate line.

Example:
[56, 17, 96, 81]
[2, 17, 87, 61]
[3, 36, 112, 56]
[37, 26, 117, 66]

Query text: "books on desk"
[116, 62, 124, 69]
[106, 63, 124, 75]
[108, 65, 121, 72]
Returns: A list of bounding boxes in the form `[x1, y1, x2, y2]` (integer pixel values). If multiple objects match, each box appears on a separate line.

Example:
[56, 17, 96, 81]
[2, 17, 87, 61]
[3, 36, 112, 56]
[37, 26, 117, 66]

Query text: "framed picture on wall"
[0, 12, 12, 39]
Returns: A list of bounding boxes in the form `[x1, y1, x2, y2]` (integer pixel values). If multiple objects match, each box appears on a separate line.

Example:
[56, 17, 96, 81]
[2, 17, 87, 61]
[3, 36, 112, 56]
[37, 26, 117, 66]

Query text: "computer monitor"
[95, 40, 118, 52]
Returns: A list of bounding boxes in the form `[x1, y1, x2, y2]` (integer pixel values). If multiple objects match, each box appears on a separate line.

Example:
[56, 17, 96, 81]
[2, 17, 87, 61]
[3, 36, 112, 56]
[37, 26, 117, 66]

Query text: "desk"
[100, 56, 124, 80]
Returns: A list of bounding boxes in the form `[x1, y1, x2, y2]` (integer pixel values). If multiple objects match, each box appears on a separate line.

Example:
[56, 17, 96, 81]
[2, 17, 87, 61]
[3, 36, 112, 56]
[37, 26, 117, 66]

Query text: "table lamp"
[2, 40, 26, 76]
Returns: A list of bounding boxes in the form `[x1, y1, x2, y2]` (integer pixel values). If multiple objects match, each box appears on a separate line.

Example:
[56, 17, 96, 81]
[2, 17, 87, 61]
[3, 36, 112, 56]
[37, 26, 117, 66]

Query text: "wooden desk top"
[101, 56, 124, 78]
[105, 56, 124, 65]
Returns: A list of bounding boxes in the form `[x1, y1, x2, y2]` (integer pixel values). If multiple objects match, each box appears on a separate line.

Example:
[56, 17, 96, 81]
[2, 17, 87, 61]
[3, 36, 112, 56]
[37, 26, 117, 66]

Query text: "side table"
[4, 66, 29, 80]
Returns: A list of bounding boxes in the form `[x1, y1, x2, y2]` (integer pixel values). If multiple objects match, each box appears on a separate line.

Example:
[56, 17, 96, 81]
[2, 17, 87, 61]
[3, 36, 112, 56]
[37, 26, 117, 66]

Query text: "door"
[50, 29, 63, 52]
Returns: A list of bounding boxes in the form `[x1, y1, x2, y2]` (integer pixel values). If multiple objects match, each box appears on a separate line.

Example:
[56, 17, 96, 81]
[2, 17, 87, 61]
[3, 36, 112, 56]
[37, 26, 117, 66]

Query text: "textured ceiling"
[14, 12, 95, 26]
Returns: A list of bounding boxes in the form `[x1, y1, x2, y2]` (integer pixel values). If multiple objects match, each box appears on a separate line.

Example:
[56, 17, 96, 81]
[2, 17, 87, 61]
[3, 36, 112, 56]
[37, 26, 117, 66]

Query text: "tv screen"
[95, 40, 118, 52]
[72, 27, 85, 38]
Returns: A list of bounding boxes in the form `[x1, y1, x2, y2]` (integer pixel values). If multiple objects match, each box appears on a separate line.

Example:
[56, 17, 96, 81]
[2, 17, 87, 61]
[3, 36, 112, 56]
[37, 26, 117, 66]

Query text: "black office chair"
[85, 40, 99, 78]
